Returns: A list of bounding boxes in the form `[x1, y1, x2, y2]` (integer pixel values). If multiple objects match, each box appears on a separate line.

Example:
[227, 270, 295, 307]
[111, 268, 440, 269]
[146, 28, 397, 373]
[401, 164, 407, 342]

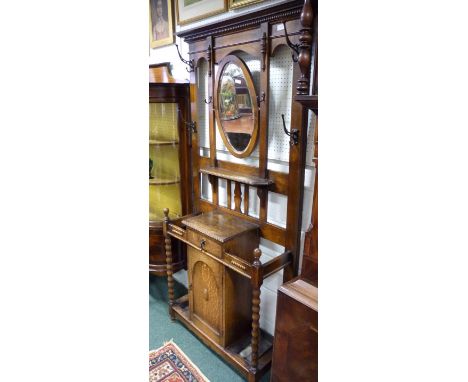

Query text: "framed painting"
[228, 0, 265, 10]
[149, 0, 175, 48]
[176, 0, 226, 25]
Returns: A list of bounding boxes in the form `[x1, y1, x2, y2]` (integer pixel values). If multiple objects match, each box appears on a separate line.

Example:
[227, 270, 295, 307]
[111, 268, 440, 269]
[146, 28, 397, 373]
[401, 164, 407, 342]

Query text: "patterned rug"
[149, 341, 210, 382]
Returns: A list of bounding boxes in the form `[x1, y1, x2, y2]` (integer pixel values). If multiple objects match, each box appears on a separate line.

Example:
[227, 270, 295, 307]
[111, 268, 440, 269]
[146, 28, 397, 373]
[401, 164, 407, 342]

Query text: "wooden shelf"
[149, 178, 180, 185]
[149, 140, 179, 146]
[295, 94, 318, 112]
[200, 167, 273, 186]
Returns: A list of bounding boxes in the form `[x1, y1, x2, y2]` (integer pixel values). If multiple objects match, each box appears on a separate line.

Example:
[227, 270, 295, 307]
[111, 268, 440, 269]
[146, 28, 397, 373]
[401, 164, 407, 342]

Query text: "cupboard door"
[188, 247, 223, 344]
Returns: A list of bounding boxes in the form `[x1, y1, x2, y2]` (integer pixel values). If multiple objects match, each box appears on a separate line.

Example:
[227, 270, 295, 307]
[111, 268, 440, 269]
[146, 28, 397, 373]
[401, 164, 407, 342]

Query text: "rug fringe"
[149, 340, 210, 382]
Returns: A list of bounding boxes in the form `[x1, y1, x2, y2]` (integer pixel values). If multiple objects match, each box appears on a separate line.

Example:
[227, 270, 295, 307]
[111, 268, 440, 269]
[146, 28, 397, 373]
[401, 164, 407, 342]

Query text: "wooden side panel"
[270, 290, 317, 382]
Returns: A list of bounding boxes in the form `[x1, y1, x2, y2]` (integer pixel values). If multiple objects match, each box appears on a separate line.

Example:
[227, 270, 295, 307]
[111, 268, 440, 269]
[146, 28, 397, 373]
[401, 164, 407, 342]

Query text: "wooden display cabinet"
[149, 63, 192, 276]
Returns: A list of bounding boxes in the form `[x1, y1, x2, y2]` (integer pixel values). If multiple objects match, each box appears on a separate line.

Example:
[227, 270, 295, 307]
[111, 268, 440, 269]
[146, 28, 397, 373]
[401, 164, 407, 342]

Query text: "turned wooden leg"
[251, 286, 261, 368]
[250, 248, 263, 372]
[163, 208, 175, 321]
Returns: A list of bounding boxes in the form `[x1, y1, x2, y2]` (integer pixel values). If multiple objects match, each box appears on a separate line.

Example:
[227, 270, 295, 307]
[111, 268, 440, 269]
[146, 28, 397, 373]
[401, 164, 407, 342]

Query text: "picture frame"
[176, 0, 227, 25]
[228, 0, 265, 10]
[149, 0, 175, 49]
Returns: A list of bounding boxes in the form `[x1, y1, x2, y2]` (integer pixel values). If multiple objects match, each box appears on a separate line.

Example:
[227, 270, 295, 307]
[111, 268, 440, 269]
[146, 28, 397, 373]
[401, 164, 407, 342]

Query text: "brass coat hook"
[281, 114, 299, 146]
[175, 44, 194, 73]
[282, 22, 299, 63]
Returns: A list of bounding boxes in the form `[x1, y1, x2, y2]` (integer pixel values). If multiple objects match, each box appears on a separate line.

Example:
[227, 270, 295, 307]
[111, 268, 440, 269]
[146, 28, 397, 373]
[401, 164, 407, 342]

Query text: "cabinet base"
[171, 294, 273, 382]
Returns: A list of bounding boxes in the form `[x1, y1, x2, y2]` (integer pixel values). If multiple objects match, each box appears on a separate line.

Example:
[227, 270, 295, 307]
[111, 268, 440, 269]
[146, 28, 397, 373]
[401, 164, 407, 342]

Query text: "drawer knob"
[200, 239, 206, 250]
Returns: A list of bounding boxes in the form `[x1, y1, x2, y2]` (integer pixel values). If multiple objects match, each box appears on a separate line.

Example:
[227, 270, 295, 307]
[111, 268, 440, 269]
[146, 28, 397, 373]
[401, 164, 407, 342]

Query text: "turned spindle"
[297, 0, 314, 95]
[234, 182, 242, 212]
[227, 180, 232, 209]
[250, 248, 263, 370]
[163, 208, 175, 320]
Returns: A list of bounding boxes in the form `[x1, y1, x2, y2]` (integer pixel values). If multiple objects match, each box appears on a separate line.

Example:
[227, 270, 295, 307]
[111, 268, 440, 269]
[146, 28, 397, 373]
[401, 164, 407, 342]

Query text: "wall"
[150, 0, 315, 336]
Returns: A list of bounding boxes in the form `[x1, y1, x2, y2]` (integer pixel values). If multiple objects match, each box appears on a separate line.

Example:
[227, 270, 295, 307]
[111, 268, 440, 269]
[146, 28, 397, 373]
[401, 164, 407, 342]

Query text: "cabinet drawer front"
[188, 247, 223, 344]
[187, 229, 222, 258]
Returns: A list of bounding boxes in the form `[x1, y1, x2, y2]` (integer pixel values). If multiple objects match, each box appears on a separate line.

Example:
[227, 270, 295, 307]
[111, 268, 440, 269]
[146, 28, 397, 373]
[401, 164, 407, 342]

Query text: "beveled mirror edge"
[214, 54, 259, 159]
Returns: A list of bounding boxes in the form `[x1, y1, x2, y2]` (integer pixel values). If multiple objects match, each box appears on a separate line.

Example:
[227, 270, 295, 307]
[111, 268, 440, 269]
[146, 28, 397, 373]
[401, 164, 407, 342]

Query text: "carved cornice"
[177, 0, 303, 43]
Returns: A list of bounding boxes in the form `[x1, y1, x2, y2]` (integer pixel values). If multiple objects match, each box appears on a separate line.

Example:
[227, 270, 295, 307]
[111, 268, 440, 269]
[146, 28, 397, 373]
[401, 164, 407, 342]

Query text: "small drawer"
[187, 229, 222, 258]
[168, 223, 186, 239]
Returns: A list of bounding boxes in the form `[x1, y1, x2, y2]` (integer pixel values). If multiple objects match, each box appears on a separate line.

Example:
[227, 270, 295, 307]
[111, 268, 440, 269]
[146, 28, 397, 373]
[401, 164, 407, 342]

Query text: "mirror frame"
[214, 54, 259, 158]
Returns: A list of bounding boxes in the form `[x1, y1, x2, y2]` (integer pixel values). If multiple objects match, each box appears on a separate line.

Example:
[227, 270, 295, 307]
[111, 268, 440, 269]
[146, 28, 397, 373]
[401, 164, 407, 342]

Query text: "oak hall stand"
[164, 2, 312, 381]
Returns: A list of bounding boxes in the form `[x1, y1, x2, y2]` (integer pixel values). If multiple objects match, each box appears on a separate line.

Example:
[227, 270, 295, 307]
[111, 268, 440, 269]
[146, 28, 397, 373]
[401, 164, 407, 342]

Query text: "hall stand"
[163, 1, 312, 381]
[270, 0, 318, 381]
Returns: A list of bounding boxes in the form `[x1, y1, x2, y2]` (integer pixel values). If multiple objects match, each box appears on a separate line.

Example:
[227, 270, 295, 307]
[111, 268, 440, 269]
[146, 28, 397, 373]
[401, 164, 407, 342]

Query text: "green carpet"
[149, 275, 271, 381]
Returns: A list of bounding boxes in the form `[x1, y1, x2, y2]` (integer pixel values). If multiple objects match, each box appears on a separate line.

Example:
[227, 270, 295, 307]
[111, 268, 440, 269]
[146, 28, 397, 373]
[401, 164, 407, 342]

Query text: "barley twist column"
[163, 208, 175, 320]
[250, 248, 263, 373]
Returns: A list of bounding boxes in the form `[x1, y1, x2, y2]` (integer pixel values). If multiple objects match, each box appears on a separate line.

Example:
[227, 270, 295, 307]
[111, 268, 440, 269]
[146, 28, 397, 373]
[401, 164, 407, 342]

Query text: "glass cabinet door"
[149, 102, 182, 222]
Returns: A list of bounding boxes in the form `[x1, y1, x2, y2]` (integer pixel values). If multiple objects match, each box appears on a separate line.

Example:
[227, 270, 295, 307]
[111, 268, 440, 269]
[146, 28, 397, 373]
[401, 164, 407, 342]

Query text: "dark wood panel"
[271, 278, 318, 382]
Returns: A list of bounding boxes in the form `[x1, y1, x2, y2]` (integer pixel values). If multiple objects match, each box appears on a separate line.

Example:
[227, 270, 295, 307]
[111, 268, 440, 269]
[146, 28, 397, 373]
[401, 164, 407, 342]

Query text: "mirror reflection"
[218, 63, 254, 152]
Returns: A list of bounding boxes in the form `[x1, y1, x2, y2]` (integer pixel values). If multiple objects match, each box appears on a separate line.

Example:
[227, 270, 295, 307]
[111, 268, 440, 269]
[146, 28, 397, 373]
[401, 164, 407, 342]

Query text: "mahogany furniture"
[164, 2, 313, 381]
[271, 1, 318, 380]
[270, 279, 318, 382]
[149, 63, 192, 276]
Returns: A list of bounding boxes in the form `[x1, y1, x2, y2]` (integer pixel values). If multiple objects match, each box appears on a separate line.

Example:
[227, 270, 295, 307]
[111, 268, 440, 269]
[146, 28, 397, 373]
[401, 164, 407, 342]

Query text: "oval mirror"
[214, 55, 259, 158]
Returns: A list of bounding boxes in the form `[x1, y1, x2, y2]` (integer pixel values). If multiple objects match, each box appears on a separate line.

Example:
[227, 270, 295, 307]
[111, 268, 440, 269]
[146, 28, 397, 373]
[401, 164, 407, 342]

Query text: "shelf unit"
[149, 63, 193, 276]
[200, 167, 273, 186]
